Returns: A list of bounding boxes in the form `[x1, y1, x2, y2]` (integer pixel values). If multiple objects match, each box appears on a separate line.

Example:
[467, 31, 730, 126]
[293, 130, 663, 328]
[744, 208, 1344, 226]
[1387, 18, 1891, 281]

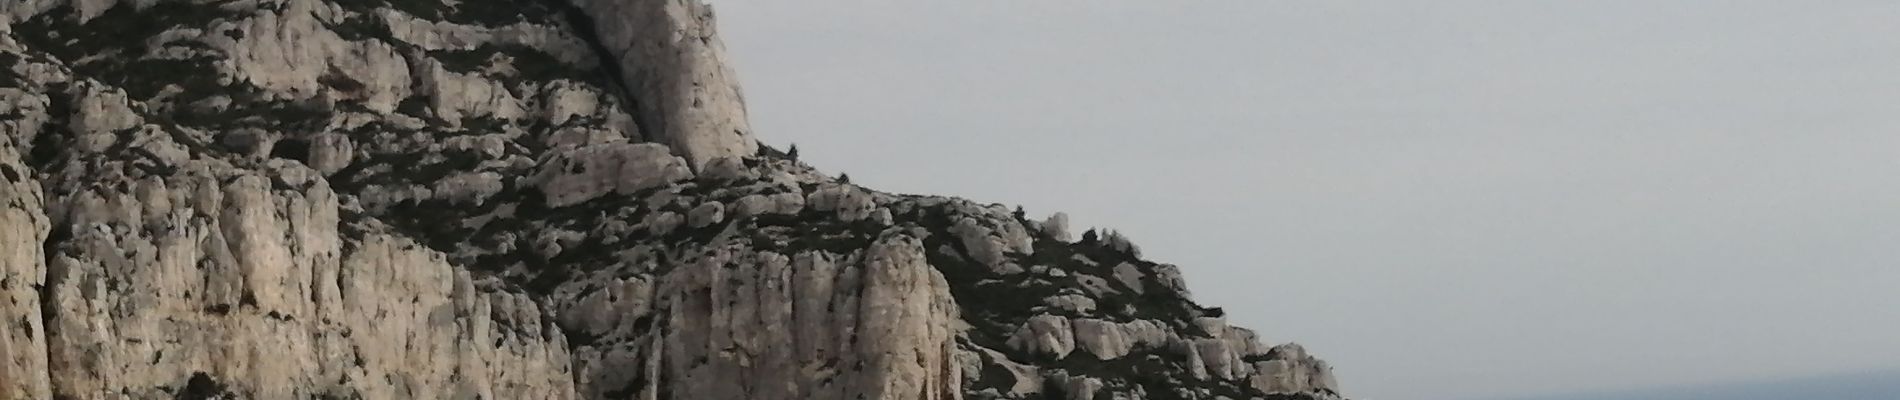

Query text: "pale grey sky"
[709, 2, 1900, 399]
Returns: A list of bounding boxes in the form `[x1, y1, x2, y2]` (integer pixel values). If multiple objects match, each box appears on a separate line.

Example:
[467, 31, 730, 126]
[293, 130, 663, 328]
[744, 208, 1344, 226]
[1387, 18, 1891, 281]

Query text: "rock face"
[566, 0, 757, 168]
[0, 0, 1346, 399]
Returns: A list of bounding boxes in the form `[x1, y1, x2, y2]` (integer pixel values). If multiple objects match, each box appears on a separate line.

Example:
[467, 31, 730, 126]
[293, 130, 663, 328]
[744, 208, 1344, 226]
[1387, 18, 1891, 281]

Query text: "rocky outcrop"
[553, 235, 960, 400]
[4, 67, 574, 398]
[1007, 314, 1077, 359]
[565, 0, 758, 168]
[1253, 344, 1342, 395]
[533, 142, 693, 207]
[0, 111, 53, 400]
[0, 0, 1347, 399]
[1037, 212, 1073, 242]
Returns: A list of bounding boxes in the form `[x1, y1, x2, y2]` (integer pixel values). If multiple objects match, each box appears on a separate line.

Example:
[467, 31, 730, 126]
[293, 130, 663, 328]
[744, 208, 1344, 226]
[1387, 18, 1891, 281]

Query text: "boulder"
[688, 201, 725, 228]
[1040, 212, 1072, 241]
[532, 143, 692, 207]
[1007, 315, 1076, 359]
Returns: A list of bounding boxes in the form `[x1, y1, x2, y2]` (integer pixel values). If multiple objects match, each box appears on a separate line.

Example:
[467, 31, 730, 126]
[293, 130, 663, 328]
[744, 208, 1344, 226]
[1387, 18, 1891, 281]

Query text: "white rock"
[0, 1, 1348, 398]
[1222, 326, 1274, 358]
[565, 235, 961, 400]
[543, 78, 603, 125]
[869, 208, 894, 226]
[1044, 294, 1096, 314]
[770, 192, 807, 215]
[1194, 338, 1247, 381]
[1111, 262, 1147, 294]
[206, 2, 414, 113]
[636, 212, 681, 238]
[532, 142, 692, 207]
[433, 171, 506, 205]
[688, 201, 724, 228]
[416, 58, 527, 122]
[806, 184, 876, 221]
[565, 0, 758, 167]
[1040, 212, 1072, 241]
[307, 133, 354, 176]
[732, 192, 804, 218]
[962, 346, 1041, 396]
[544, 127, 627, 150]
[1071, 319, 1171, 361]
[1195, 317, 1229, 336]
[1071, 319, 1133, 360]
[67, 82, 140, 140]
[18, 159, 575, 398]
[0, 146, 51, 399]
[1102, 229, 1143, 258]
[1151, 263, 1191, 296]
[1251, 343, 1340, 394]
[951, 217, 1013, 273]
[698, 156, 757, 183]
[1006, 314, 1075, 359]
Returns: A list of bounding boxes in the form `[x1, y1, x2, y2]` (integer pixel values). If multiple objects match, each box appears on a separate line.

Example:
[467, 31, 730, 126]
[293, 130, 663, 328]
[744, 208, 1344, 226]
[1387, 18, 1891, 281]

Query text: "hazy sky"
[709, 2, 1900, 399]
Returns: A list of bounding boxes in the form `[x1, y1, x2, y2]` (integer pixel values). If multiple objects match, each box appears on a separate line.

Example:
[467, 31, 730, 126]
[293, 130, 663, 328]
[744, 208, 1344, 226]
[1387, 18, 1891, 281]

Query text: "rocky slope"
[0, 0, 1344, 399]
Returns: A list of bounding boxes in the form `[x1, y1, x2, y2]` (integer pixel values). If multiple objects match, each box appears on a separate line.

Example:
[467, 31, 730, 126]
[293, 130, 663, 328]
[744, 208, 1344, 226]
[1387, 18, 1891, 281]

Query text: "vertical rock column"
[32, 158, 581, 398]
[0, 136, 51, 400]
[566, 0, 760, 168]
[566, 234, 963, 400]
[850, 235, 963, 400]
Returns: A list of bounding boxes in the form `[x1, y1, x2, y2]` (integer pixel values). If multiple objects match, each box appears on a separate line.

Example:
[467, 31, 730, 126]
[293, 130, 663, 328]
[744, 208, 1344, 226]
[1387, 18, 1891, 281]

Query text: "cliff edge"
[0, 0, 1344, 399]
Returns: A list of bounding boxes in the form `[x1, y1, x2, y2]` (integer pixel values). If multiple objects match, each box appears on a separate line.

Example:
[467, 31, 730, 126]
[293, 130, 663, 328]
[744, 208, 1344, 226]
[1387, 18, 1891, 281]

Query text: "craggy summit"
[0, 0, 1343, 398]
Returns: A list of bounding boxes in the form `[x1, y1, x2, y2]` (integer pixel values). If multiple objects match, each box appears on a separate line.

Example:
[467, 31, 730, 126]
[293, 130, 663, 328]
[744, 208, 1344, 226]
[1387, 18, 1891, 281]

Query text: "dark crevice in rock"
[26, 86, 72, 170]
[557, 2, 649, 141]
[174, 372, 236, 400]
[271, 137, 312, 162]
[37, 226, 70, 397]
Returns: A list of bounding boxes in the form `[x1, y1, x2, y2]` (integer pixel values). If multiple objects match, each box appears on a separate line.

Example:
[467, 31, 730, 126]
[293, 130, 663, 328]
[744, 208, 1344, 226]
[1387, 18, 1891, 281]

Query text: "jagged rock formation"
[563, 0, 755, 169]
[0, 0, 1345, 399]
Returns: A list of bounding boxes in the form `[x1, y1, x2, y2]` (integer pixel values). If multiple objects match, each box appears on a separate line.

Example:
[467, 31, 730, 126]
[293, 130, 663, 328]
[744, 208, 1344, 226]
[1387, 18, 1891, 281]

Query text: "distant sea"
[1488, 369, 1900, 400]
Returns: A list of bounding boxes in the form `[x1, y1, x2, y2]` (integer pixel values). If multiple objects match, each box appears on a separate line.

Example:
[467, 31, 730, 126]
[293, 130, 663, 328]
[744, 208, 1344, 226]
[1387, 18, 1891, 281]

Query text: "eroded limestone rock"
[0, 0, 1349, 398]
[1253, 343, 1341, 395]
[807, 183, 877, 222]
[1040, 212, 1072, 242]
[532, 142, 692, 207]
[1007, 314, 1076, 359]
[564, 0, 758, 167]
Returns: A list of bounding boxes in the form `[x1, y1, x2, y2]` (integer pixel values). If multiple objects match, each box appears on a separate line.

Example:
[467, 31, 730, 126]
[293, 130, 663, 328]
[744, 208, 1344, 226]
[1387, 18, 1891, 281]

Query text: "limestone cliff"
[0, 0, 1345, 399]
